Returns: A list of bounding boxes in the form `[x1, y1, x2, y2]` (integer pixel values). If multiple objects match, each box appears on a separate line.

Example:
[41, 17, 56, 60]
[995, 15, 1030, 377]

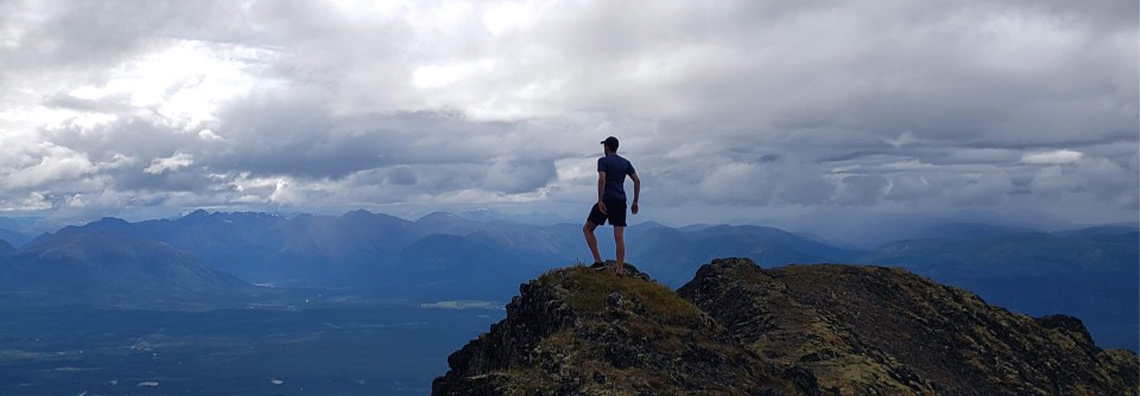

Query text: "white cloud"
[197, 129, 223, 141]
[3, 142, 96, 189]
[1022, 149, 1083, 164]
[0, 0, 1133, 225]
[0, 192, 53, 212]
[144, 152, 195, 175]
[98, 153, 136, 170]
[64, 194, 85, 208]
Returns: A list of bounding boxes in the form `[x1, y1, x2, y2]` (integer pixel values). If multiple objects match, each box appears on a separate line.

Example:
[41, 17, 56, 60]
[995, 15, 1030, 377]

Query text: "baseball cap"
[600, 136, 619, 149]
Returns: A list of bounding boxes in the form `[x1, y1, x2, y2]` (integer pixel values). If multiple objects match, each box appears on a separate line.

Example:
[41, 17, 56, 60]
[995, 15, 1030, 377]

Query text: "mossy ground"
[536, 264, 701, 321]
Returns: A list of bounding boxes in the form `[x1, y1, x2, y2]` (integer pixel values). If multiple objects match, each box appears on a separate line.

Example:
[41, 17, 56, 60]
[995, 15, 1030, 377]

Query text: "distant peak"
[342, 209, 374, 217]
[417, 211, 460, 221]
[77, 217, 133, 230]
[184, 209, 210, 218]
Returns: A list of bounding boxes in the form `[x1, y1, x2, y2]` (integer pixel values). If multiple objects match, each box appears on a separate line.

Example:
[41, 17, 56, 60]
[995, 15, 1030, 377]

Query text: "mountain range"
[0, 227, 248, 305]
[0, 209, 1134, 350]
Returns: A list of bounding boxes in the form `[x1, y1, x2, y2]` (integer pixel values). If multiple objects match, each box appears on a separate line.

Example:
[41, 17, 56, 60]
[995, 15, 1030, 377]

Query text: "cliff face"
[434, 258, 1139, 396]
[432, 261, 819, 396]
[677, 258, 1139, 396]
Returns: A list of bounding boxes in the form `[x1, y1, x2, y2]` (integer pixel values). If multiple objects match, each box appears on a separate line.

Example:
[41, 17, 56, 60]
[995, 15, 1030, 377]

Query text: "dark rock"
[605, 292, 624, 309]
[1034, 314, 1095, 345]
[432, 260, 809, 395]
[782, 366, 821, 396]
[592, 370, 605, 384]
[433, 257, 1138, 396]
[678, 257, 1140, 396]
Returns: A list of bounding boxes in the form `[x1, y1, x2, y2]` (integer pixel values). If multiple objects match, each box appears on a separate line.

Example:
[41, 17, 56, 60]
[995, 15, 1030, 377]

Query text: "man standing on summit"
[584, 136, 640, 275]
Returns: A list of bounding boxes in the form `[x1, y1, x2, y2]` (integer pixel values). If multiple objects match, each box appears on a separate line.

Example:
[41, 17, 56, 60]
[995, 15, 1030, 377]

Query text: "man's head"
[600, 136, 619, 154]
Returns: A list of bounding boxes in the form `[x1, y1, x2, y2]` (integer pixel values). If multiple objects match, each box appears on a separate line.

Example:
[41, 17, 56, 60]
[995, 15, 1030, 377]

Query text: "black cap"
[600, 136, 619, 149]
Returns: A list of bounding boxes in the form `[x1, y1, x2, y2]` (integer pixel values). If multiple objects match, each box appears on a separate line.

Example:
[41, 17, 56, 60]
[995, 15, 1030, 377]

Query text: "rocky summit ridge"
[679, 258, 1138, 396]
[433, 258, 1138, 396]
[433, 261, 819, 395]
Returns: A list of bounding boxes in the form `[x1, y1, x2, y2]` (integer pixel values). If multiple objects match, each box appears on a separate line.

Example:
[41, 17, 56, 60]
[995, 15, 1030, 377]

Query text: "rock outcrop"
[434, 257, 1139, 396]
[433, 261, 819, 396]
[677, 257, 1139, 396]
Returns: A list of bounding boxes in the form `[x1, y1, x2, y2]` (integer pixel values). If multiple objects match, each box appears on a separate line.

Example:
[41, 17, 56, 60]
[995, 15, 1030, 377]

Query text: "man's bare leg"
[614, 226, 625, 274]
[583, 221, 602, 264]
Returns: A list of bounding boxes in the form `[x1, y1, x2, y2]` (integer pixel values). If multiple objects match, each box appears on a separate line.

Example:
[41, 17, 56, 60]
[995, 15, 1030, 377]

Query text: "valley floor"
[0, 300, 505, 396]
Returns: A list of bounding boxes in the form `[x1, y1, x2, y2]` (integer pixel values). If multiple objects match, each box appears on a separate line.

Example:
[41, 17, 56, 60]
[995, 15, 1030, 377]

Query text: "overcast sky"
[1, 0, 1137, 228]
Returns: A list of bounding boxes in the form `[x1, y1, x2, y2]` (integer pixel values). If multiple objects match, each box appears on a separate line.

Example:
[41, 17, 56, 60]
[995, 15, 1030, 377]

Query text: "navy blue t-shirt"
[598, 155, 636, 201]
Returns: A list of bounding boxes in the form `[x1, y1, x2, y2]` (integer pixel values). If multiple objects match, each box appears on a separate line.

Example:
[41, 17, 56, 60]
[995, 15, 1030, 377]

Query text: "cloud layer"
[0, 0, 1136, 226]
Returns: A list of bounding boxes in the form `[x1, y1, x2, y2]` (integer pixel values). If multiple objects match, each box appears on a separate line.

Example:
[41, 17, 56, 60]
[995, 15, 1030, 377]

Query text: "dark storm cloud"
[1, 0, 251, 68]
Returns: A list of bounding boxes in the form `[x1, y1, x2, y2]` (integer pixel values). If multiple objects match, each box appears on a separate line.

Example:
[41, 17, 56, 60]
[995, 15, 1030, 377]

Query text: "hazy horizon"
[3, 204, 1135, 252]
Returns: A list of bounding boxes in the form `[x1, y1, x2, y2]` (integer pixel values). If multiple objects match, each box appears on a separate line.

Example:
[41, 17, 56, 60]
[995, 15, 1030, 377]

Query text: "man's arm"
[597, 171, 606, 202]
[597, 171, 607, 214]
[630, 172, 640, 214]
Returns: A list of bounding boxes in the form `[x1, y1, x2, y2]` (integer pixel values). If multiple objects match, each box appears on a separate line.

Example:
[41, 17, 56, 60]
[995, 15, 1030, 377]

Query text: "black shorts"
[588, 199, 627, 227]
